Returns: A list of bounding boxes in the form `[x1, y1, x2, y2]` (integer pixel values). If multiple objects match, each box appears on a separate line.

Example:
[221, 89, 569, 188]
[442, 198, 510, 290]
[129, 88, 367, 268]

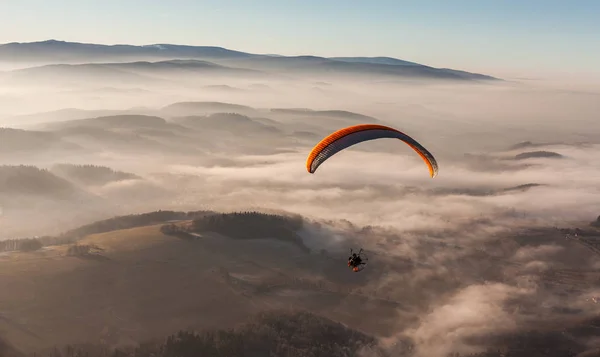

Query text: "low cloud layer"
[1, 65, 599, 355]
[405, 283, 527, 357]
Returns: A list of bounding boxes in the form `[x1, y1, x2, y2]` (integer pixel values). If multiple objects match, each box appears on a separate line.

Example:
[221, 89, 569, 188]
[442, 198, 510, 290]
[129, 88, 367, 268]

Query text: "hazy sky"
[1, 0, 598, 77]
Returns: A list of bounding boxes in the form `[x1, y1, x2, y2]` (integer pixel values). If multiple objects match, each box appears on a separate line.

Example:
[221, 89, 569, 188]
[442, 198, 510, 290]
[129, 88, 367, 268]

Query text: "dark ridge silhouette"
[40, 116, 197, 155]
[330, 56, 423, 66]
[175, 113, 280, 134]
[160, 101, 257, 117]
[513, 151, 564, 160]
[112, 59, 265, 76]
[26, 311, 600, 356]
[0, 210, 216, 249]
[189, 211, 309, 252]
[499, 183, 544, 193]
[0, 165, 77, 197]
[57, 210, 215, 242]
[224, 55, 499, 80]
[9, 60, 266, 80]
[45, 114, 169, 130]
[326, 60, 499, 80]
[435, 67, 499, 80]
[591, 215, 600, 228]
[508, 141, 562, 150]
[111, 58, 224, 69]
[50, 164, 140, 186]
[432, 183, 543, 197]
[17, 238, 43, 252]
[6, 209, 308, 250]
[270, 108, 378, 122]
[31, 311, 386, 357]
[0, 39, 258, 62]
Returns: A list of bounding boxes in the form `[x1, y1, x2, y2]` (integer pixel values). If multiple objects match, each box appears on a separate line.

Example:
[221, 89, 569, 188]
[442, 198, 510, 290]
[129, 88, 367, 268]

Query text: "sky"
[1, 0, 599, 78]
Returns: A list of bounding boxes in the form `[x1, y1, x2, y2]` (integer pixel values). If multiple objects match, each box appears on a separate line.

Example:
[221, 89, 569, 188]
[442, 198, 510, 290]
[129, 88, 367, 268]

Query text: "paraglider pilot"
[348, 249, 363, 272]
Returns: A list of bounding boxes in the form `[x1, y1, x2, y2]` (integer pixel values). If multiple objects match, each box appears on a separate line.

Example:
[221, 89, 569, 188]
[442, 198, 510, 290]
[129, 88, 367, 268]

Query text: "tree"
[19, 238, 43, 252]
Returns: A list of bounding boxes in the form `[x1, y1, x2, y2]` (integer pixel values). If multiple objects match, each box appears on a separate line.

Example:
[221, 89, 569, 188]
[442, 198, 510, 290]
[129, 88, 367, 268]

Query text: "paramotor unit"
[348, 248, 368, 272]
[306, 124, 439, 178]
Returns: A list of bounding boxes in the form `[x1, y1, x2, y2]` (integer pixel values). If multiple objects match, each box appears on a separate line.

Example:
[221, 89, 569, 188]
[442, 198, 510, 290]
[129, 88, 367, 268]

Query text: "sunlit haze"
[0, 3, 599, 357]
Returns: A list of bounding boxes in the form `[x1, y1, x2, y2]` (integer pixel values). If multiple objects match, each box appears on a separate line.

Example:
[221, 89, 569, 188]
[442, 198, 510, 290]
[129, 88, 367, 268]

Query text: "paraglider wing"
[306, 124, 438, 177]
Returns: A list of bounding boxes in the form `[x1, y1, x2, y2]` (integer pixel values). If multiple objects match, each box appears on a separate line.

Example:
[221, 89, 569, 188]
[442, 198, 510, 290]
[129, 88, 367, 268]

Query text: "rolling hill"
[7, 59, 264, 78]
[50, 164, 141, 187]
[0, 128, 81, 154]
[0, 60, 273, 89]
[41, 114, 171, 130]
[0, 220, 392, 353]
[2, 103, 351, 158]
[0, 165, 78, 197]
[174, 113, 281, 135]
[1, 209, 599, 355]
[160, 101, 259, 117]
[31, 114, 214, 156]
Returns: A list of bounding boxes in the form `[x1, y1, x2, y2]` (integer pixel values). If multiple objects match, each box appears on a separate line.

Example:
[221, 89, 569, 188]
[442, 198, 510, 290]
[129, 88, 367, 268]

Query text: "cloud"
[159, 140, 600, 236]
[1, 65, 600, 354]
[405, 283, 530, 357]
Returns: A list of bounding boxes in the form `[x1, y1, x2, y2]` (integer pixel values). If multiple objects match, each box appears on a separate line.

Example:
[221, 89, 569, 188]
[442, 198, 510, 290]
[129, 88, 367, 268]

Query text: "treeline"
[186, 211, 308, 252]
[51, 164, 141, 186]
[66, 244, 103, 257]
[25, 311, 599, 357]
[0, 127, 61, 153]
[0, 165, 74, 195]
[1, 210, 215, 252]
[159, 223, 196, 240]
[33, 311, 386, 357]
[591, 215, 600, 228]
[3, 209, 307, 254]
[0, 238, 43, 252]
[59, 210, 214, 242]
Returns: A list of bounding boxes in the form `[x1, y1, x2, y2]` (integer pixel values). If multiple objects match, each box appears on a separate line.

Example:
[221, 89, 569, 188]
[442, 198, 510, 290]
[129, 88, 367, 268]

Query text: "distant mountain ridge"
[329, 56, 422, 66]
[0, 39, 257, 61]
[0, 39, 500, 81]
